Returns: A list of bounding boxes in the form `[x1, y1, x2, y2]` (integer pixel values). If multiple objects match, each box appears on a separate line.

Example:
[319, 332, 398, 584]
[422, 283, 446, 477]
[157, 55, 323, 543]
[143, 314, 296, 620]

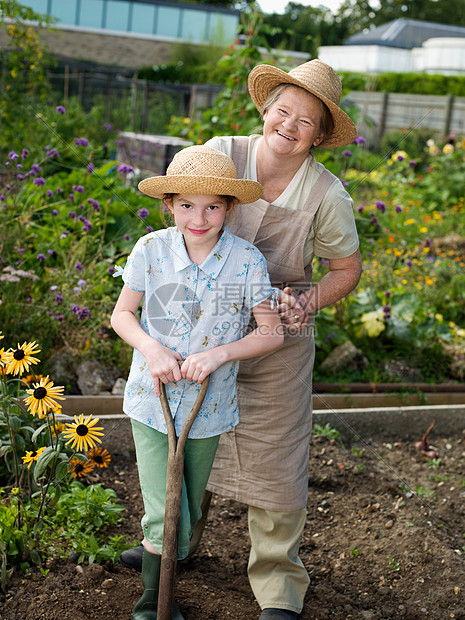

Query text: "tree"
[263, 3, 351, 55]
[336, 0, 465, 35]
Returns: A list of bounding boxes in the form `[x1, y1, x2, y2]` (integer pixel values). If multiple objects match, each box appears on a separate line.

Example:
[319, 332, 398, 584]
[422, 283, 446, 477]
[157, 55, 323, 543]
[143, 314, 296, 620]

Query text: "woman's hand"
[181, 349, 225, 384]
[278, 286, 308, 331]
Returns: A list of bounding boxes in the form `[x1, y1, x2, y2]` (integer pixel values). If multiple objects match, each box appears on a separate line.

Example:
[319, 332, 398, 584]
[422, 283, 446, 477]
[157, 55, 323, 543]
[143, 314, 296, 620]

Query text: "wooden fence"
[348, 91, 465, 146]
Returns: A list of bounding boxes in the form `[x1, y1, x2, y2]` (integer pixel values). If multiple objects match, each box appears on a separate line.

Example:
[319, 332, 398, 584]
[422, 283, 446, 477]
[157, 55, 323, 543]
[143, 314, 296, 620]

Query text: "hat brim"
[248, 64, 357, 149]
[138, 175, 263, 205]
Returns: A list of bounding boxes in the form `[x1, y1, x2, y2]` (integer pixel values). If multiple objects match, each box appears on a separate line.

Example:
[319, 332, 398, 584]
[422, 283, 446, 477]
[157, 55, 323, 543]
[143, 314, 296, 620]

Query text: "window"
[105, 0, 130, 32]
[50, 0, 78, 25]
[22, 0, 48, 15]
[180, 9, 207, 42]
[208, 13, 237, 45]
[131, 3, 156, 35]
[79, 0, 105, 28]
[156, 6, 181, 39]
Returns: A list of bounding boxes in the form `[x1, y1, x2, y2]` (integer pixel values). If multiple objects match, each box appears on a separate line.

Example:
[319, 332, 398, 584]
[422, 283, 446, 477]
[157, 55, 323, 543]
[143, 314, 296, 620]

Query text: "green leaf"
[33, 446, 56, 480]
[32, 423, 48, 442]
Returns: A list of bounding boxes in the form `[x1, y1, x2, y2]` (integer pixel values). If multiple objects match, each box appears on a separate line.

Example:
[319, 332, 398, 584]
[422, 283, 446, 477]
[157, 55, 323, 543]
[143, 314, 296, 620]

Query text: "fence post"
[378, 91, 389, 146]
[444, 94, 454, 137]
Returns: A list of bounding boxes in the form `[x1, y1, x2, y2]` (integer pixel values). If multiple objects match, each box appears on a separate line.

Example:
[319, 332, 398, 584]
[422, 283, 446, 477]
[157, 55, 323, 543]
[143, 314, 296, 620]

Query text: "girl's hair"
[262, 83, 334, 146]
[161, 193, 238, 225]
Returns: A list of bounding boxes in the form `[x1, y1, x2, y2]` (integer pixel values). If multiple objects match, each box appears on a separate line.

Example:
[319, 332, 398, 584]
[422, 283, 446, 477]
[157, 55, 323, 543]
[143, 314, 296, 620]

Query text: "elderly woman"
[202, 59, 362, 620]
[121, 59, 362, 619]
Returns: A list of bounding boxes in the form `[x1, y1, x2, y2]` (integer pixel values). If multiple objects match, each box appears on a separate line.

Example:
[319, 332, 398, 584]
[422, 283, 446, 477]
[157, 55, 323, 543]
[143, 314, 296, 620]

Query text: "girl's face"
[167, 194, 234, 259]
[262, 85, 325, 161]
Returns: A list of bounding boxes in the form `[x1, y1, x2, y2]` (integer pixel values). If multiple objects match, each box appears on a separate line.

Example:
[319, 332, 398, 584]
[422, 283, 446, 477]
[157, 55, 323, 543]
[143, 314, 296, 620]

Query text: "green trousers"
[131, 419, 220, 559]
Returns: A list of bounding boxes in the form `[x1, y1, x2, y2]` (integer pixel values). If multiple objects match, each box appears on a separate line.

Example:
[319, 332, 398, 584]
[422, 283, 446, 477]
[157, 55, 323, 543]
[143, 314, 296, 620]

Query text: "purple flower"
[375, 200, 386, 213]
[124, 234, 131, 240]
[104, 123, 113, 131]
[31, 163, 40, 174]
[406, 260, 413, 267]
[425, 237, 431, 248]
[75, 261, 84, 271]
[397, 155, 404, 162]
[46, 189, 53, 198]
[47, 148, 60, 158]
[17, 174, 24, 180]
[68, 194, 75, 203]
[33, 177, 45, 186]
[385, 291, 391, 299]
[87, 163, 94, 173]
[50, 285, 58, 291]
[108, 266, 116, 275]
[60, 231, 70, 239]
[395, 204, 403, 213]
[354, 136, 366, 145]
[8, 151, 19, 160]
[55, 292, 63, 304]
[22, 149, 29, 159]
[77, 279, 86, 287]
[342, 150, 352, 157]
[77, 306, 91, 320]
[370, 216, 378, 225]
[52, 209, 58, 216]
[409, 160, 417, 168]
[56, 105, 66, 114]
[138, 208, 149, 219]
[74, 137, 89, 147]
[117, 164, 134, 174]
[69, 211, 76, 219]
[55, 314, 64, 322]
[37, 253, 46, 261]
[56, 186, 63, 194]
[72, 305, 80, 314]
[47, 249, 55, 256]
[146, 226, 153, 233]
[383, 305, 391, 313]
[72, 185, 85, 194]
[88, 198, 100, 211]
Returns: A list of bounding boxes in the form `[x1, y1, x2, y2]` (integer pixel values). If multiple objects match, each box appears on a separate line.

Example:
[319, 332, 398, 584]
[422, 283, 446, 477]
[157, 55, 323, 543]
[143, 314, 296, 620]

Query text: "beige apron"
[207, 137, 336, 511]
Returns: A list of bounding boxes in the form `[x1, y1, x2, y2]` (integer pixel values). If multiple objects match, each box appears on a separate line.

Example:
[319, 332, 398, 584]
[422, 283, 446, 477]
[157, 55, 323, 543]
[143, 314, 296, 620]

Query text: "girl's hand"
[278, 286, 308, 331]
[181, 350, 224, 384]
[145, 346, 183, 397]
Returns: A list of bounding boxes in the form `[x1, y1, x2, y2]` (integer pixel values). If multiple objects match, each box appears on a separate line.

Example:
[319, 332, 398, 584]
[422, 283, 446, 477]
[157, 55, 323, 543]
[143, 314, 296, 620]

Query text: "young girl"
[111, 145, 284, 619]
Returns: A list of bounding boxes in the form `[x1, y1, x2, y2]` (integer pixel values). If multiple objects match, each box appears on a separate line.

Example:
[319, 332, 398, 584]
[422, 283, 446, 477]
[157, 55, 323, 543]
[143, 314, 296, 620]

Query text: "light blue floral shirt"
[121, 225, 273, 439]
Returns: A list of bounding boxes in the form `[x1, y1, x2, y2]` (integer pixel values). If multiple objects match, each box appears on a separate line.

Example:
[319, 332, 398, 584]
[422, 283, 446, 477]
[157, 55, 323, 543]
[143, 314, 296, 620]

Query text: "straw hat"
[138, 145, 263, 203]
[248, 59, 357, 149]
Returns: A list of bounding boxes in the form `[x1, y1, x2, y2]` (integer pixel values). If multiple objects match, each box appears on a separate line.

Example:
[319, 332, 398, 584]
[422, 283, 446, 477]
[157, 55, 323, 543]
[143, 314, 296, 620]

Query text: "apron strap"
[230, 136, 250, 180]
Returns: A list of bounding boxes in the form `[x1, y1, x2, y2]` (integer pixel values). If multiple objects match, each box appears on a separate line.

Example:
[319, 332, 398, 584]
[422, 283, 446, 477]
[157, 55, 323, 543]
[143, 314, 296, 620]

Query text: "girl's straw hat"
[248, 59, 357, 149]
[138, 145, 263, 204]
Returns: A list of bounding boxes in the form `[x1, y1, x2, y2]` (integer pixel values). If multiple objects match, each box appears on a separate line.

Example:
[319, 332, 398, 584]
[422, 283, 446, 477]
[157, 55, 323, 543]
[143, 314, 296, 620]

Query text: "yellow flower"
[88, 447, 111, 468]
[63, 414, 104, 452]
[392, 150, 408, 162]
[361, 309, 385, 337]
[428, 145, 439, 155]
[22, 446, 47, 469]
[68, 457, 95, 480]
[11, 487, 20, 495]
[404, 218, 415, 225]
[443, 143, 454, 154]
[51, 419, 66, 437]
[419, 227, 428, 233]
[4, 341, 41, 375]
[24, 376, 65, 417]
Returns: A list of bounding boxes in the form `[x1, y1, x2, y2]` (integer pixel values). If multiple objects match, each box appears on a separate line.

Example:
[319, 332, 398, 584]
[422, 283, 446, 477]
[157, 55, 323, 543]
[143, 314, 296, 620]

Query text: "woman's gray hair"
[262, 83, 334, 146]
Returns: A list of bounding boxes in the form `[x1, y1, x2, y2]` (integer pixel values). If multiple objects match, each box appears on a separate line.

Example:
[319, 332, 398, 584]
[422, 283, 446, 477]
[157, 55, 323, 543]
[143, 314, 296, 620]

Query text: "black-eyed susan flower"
[22, 446, 47, 469]
[68, 457, 95, 479]
[63, 414, 104, 452]
[23, 373, 44, 385]
[4, 341, 41, 375]
[51, 419, 66, 437]
[88, 447, 111, 468]
[24, 376, 65, 417]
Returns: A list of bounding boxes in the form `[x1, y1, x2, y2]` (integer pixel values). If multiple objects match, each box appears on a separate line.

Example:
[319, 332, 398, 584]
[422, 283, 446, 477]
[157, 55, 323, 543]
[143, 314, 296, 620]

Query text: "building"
[320, 19, 465, 75]
[3, 0, 240, 68]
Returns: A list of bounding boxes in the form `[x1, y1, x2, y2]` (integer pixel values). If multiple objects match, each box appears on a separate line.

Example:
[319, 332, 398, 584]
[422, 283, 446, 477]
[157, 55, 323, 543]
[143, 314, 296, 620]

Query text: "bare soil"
[1, 417, 465, 620]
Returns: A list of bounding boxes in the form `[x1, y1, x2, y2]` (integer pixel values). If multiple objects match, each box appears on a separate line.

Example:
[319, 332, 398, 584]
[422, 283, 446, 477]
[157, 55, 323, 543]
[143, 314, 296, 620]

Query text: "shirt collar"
[171, 226, 234, 279]
[199, 226, 234, 280]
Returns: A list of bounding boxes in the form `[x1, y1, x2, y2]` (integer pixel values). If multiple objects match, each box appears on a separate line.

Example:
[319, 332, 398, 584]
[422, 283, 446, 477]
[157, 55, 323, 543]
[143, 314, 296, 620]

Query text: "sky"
[258, 0, 344, 14]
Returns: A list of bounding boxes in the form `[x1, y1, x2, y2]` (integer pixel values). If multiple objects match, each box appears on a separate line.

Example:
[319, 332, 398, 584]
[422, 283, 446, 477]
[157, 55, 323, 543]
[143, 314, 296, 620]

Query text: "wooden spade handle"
[157, 376, 210, 620]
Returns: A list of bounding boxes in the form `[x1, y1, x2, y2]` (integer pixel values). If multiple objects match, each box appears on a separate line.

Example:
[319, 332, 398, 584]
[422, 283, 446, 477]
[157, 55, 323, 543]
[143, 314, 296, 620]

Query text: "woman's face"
[262, 85, 325, 160]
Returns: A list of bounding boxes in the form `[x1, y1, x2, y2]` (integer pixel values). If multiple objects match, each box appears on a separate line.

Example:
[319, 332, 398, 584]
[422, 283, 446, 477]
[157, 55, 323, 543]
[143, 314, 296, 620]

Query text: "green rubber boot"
[133, 549, 185, 619]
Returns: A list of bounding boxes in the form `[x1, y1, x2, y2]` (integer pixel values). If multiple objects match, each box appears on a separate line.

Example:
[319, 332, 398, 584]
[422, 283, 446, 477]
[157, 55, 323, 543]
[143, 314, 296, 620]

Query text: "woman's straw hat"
[248, 59, 357, 149]
[138, 145, 263, 204]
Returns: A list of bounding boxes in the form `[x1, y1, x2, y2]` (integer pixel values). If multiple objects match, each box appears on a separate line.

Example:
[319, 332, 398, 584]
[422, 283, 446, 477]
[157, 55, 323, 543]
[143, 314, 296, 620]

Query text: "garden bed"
[1, 417, 464, 620]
